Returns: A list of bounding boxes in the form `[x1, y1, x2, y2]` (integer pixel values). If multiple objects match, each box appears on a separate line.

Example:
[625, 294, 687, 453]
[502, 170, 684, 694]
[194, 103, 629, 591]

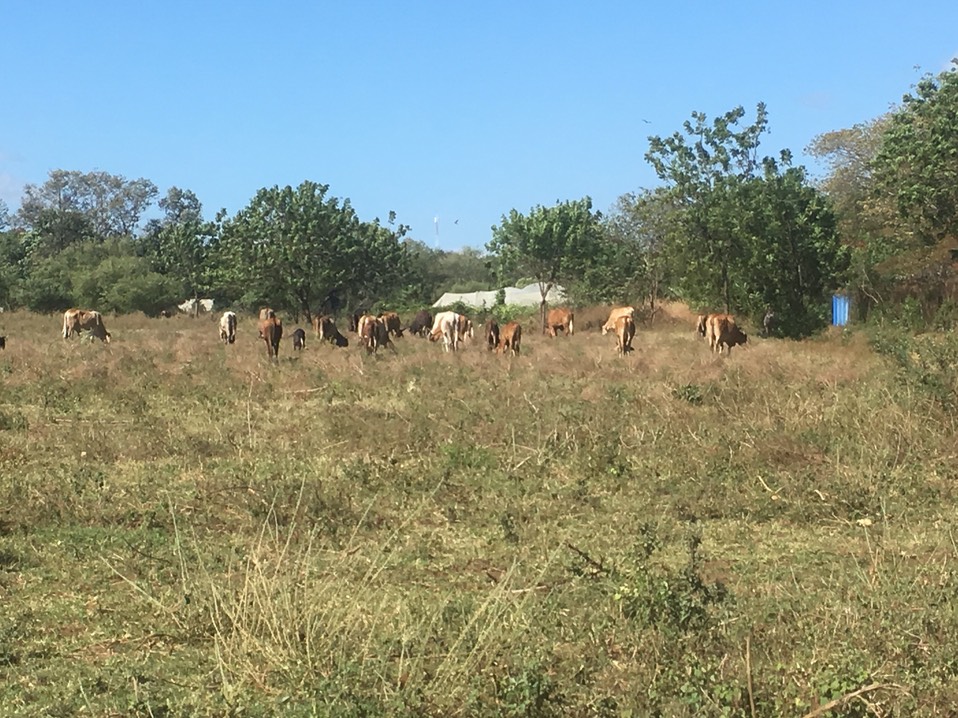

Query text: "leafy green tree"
[17, 169, 158, 239]
[807, 116, 899, 320]
[872, 66, 958, 244]
[487, 198, 602, 328]
[18, 237, 179, 315]
[215, 182, 408, 321]
[735, 161, 849, 335]
[0, 229, 27, 308]
[646, 104, 768, 312]
[140, 188, 214, 315]
[583, 188, 679, 314]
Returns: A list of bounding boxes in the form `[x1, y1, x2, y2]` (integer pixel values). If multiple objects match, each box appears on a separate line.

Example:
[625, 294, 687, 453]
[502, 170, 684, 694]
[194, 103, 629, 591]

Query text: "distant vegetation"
[1, 65, 957, 335]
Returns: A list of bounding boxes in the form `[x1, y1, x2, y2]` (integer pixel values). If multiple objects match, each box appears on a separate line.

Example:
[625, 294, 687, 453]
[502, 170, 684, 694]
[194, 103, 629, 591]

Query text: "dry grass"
[0, 307, 955, 715]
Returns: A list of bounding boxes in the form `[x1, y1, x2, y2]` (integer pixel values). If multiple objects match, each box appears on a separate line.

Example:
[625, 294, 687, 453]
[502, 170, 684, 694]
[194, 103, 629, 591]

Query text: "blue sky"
[2, 2, 956, 251]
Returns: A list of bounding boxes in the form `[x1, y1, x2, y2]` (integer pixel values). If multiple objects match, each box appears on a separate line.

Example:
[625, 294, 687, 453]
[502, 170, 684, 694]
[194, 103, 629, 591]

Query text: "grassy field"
[1, 306, 957, 716]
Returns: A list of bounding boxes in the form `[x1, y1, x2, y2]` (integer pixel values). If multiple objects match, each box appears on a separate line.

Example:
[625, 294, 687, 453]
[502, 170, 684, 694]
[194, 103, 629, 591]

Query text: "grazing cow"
[545, 308, 574, 337]
[313, 315, 349, 347]
[159, 309, 172, 319]
[258, 315, 283, 360]
[497, 322, 522, 356]
[0, 336, 5, 350]
[62, 309, 111, 343]
[485, 319, 500, 351]
[292, 327, 306, 351]
[379, 311, 405, 338]
[349, 307, 371, 333]
[695, 314, 709, 338]
[615, 315, 636, 354]
[219, 311, 237, 344]
[360, 316, 394, 354]
[762, 308, 777, 337]
[408, 310, 433, 338]
[602, 306, 635, 335]
[259, 307, 275, 321]
[457, 314, 475, 341]
[429, 311, 460, 352]
[706, 314, 748, 355]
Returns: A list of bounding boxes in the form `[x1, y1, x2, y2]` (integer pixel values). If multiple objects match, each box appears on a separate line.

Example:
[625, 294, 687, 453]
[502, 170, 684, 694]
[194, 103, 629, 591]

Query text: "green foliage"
[488, 198, 602, 315]
[611, 526, 730, 635]
[869, 325, 958, 409]
[873, 67, 958, 243]
[215, 181, 408, 318]
[17, 169, 157, 239]
[646, 104, 847, 336]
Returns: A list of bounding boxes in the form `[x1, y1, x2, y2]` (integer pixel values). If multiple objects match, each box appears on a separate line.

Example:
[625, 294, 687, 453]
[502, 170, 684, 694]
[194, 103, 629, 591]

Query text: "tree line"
[1, 64, 956, 337]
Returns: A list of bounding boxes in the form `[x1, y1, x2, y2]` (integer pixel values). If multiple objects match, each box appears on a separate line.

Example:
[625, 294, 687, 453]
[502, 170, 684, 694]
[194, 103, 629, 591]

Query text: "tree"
[588, 188, 679, 315]
[215, 182, 409, 321]
[16, 169, 158, 240]
[872, 66, 958, 244]
[735, 161, 849, 336]
[646, 104, 769, 313]
[487, 198, 602, 329]
[807, 117, 900, 319]
[140, 188, 214, 315]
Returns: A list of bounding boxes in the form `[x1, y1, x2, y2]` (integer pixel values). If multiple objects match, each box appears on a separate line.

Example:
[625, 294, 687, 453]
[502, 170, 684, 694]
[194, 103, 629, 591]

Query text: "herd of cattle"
[44, 305, 751, 359]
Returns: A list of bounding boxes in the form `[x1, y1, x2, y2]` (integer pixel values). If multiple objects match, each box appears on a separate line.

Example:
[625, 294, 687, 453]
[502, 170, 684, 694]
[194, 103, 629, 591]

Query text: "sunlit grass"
[0, 306, 953, 715]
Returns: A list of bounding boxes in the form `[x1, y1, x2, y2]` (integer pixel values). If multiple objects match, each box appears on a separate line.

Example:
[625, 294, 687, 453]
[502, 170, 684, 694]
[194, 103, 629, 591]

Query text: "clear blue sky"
[2, 2, 956, 251]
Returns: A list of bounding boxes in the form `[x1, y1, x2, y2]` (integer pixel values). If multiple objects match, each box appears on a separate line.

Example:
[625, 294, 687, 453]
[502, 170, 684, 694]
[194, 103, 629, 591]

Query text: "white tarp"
[178, 298, 215, 313]
[432, 283, 566, 309]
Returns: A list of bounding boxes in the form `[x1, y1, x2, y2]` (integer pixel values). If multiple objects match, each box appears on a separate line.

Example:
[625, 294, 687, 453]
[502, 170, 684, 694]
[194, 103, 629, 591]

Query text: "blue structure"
[832, 294, 850, 326]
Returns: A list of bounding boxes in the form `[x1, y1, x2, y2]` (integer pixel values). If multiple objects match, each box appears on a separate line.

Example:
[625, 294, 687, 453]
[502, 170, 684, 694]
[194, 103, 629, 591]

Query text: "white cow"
[219, 311, 237, 344]
[429, 311, 461, 352]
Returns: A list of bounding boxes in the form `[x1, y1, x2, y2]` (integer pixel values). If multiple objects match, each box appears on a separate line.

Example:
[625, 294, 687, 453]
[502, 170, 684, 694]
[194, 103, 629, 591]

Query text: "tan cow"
[695, 314, 709, 338]
[429, 311, 460, 352]
[706, 314, 748, 355]
[615, 315, 635, 354]
[258, 315, 283, 360]
[545, 308, 574, 337]
[379, 311, 405, 338]
[62, 309, 111, 343]
[259, 307, 275, 321]
[497, 321, 522, 356]
[602, 306, 635, 335]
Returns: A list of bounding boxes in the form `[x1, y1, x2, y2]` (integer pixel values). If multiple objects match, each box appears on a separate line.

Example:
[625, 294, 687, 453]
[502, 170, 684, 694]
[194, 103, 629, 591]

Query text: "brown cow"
[408, 310, 433, 337]
[615, 315, 635, 354]
[457, 314, 474, 342]
[379, 311, 405, 338]
[62, 309, 111, 343]
[360, 316, 394, 354]
[485, 319, 500, 351]
[706, 314, 747, 355]
[602, 306, 635, 335]
[292, 327, 306, 351]
[312, 314, 349, 347]
[258, 315, 283, 360]
[497, 321, 522, 356]
[545, 308, 574, 337]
